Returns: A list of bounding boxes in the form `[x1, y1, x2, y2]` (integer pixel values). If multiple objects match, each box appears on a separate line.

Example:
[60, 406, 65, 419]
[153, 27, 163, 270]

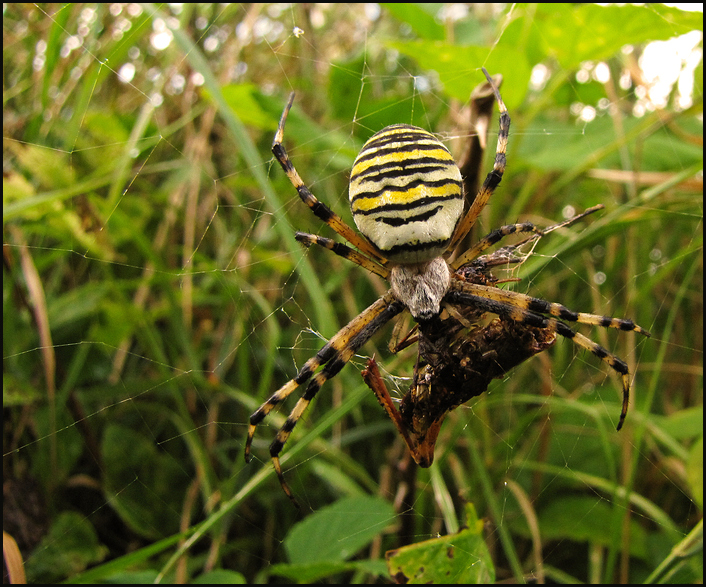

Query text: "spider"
[244, 69, 650, 506]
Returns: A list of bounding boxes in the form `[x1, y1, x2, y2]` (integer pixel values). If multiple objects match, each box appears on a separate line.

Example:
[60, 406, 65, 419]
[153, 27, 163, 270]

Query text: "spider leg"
[446, 68, 509, 254]
[295, 232, 390, 279]
[446, 288, 649, 430]
[245, 291, 403, 505]
[273, 93, 386, 263]
[453, 281, 651, 336]
[451, 222, 540, 270]
[538, 204, 604, 235]
[388, 314, 419, 353]
[452, 205, 606, 271]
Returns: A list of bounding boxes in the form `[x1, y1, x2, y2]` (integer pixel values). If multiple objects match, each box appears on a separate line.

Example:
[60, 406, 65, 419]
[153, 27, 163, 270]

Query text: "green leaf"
[386, 503, 495, 584]
[382, 4, 446, 41]
[213, 83, 278, 131]
[387, 41, 531, 109]
[284, 495, 396, 564]
[328, 54, 444, 136]
[519, 117, 616, 172]
[192, 569, 247, 583]
[269, 561, 356, 583]
[25, 511, 108, 583]
[269, 559, 388, 583]
[531, 4, 703, 69]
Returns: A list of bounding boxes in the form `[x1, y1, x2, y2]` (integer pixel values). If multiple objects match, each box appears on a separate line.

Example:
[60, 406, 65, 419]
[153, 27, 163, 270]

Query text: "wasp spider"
[245, 69, 650, 506]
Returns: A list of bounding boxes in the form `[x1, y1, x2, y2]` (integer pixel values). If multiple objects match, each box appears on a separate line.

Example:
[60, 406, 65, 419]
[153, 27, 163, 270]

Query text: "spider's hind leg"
[446, 288, 650, 430]
[245, 291, 403, 506]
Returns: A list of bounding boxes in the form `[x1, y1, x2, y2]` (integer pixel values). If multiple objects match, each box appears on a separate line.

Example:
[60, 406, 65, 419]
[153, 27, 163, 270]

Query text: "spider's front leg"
[271, 93, 383, 262]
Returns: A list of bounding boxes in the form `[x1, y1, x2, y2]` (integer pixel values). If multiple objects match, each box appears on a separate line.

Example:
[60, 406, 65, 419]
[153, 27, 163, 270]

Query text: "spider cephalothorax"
[244, 69, 650, 506]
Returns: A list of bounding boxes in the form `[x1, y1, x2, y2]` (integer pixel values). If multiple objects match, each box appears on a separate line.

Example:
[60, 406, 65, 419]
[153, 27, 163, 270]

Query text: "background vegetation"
[3, 3, 702, 584]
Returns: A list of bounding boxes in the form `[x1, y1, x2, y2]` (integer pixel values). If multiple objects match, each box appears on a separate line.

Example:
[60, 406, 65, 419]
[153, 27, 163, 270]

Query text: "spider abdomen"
[349, 124, 463, 264]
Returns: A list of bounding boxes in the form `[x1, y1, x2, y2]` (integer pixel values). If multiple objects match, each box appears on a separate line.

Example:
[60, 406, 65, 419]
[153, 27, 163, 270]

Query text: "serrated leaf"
[386, 503, 494, 584]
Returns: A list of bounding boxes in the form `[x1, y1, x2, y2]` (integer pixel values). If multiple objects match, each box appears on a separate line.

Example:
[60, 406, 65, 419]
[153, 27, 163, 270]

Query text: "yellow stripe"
[351, 183, 461, 212]
[352, 146, 455, 175]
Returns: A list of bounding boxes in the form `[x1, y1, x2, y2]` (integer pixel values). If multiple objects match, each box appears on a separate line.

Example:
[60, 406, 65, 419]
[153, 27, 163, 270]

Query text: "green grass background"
[3, 3, 702, 584]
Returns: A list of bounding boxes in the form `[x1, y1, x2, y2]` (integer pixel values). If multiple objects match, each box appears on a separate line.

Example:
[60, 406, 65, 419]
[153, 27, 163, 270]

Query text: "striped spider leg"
[245, 292, 403, 506]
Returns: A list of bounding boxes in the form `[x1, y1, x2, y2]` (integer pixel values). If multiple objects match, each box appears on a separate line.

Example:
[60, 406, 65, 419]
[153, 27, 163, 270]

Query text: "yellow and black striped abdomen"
[349, 124, 463, 264]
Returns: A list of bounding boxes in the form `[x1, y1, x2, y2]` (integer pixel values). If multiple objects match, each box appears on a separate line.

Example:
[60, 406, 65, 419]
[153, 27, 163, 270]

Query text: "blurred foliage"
[3, 3, 702, 584]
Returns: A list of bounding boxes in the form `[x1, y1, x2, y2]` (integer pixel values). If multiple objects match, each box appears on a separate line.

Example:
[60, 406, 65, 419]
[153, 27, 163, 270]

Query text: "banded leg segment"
[451, 205, 605, 271]
[295, 232, 390, 279]
[452, 281, 652, 336]
[245, 291, 404, 505]
[445, 289, 637, 429]
[447, 68, 510, 254]
[451, 222, 540, 270]
[273, 93, 386, 263]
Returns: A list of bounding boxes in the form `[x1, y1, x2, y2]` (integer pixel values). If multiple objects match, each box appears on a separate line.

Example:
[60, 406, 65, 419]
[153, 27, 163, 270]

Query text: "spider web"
[3, 3, 703, 584]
